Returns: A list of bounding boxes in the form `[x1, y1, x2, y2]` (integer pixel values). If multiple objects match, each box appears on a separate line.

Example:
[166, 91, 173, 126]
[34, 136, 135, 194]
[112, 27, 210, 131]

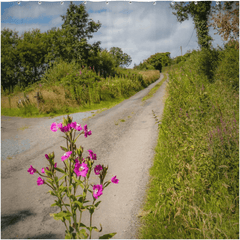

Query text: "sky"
[1, 1, 226, 69]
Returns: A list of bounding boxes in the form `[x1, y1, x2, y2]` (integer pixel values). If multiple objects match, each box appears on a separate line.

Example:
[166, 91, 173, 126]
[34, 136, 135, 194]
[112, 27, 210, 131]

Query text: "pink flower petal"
[111, 176, 119, 184]
[50, 122, 59, 132]
[28, 165, 36, 175]
[37, 177, 44, 186]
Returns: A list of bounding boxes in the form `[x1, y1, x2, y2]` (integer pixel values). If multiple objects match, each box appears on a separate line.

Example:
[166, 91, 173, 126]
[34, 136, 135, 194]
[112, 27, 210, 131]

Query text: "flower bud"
[100, 165, 108, 185]
[77, 146, 84, 158]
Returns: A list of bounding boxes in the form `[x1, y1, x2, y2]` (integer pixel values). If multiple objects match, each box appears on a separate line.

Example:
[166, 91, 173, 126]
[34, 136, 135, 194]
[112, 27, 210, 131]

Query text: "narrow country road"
[1, 73, 168, 239]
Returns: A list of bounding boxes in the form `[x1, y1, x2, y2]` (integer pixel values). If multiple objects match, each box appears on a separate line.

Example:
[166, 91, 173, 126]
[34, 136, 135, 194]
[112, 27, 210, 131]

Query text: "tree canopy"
[109, 47, 132, 68]
[210, 1, 239, 42]
[170, 1, 213, 49]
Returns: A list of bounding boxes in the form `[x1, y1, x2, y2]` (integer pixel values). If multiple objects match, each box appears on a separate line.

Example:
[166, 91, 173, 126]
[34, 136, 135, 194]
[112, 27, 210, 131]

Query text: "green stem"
[90, 213, 93, 239]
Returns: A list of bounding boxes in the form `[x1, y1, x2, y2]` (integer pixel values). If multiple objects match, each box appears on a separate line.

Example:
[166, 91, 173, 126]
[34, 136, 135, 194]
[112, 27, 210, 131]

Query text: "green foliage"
[109, 47, 132, 67]
[134, 61, 155, 71]
[16, 29, 51, 87]
[170, 2, 212, 49]
[61, 1, 101, 41]
[195, 48, 219, 82]
[139, 47, 239, 239]
[214, 41, 239, 90]
[89, 49, 117, 78]
[60, 1, 101, 65]
[134, 52, 171, 72]
[1, 28, 21, 93]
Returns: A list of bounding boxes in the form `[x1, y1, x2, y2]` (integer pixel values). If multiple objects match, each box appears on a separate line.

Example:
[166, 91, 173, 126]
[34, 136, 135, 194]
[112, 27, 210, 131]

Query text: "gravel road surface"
[1, 73, 167, 239]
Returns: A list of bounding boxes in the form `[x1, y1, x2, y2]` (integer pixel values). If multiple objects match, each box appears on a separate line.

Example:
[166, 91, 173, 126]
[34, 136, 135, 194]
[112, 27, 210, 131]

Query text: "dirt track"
[1, 73, 167, 239]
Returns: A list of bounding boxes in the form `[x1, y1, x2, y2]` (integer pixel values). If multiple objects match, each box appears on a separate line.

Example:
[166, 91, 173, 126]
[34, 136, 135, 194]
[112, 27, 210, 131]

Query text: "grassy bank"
[138, 49, 239, 238]
[1, 59, 159, 118]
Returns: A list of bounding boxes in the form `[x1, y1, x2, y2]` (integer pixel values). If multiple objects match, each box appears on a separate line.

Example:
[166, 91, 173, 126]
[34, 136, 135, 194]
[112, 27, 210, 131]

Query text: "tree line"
[1, 1, 132, 94]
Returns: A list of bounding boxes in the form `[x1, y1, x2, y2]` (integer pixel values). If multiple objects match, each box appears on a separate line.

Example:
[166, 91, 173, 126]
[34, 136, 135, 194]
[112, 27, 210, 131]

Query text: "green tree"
[89, 49, 116, 78]
[60, 1, 101, 64]
[1, 28, 20, 93]
[16, 28, 51, 87]
[210, 1, 239, 42]
[170, 1, 213, 49]
[109, 47, 132, 67]
[146, 52, 171, 72]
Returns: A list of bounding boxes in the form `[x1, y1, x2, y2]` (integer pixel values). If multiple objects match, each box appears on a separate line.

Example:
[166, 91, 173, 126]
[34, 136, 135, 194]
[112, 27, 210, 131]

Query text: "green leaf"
[50, 211, 72, 221]
[61, 135, 70, 142]
[48, 190, 56, 196]
[78, 228, 88, 239]
[79, 222, 87, 228]
[65, 230, 76, 239]
[55, 167, 66, 174]
[58, 175, 67, 182]
[60, 145, 69, 152]
[99, 233, 117, 239]
[72, 176, 84, 189]
[70, 194, 77, 201]
[51, 200, 62, 208]
[73, 200, 83, 209]
[95, 201, 101, 208]
[104, 181, 111, 188]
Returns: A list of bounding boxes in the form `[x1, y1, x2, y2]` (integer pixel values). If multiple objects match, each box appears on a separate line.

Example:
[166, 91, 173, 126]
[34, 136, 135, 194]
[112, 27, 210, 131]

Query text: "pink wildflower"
[74, 162, 88, 177]
[45, 154, 49, 160]
[93, 185, 103, 199]
[84, 125, 92, 138]
[41, 168, 45, 174]
[28, 165, 36, 175]
[61, 151, 72, 161]
[37, 177, 45, 186]
[71, 122, 82, 131]
[50, 122, 59, 132]
[94, 165, 102, 175]
[54, 163, 57, 168]
[88, 149, 97, 160]
[111, 176, 119, 184]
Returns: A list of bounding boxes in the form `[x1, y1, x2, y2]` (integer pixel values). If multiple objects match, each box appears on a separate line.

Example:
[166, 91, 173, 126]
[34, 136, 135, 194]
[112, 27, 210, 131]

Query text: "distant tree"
[89, 49, 116, 78]
[170, 1, 213, 49]
[146, 52, 171, 72]
[1, 28, 20, 93]
[109, 47, 132, 67]
[210, 1, 239, 43]
[16, 29, 50, 87]
[60, 1, 101, 64]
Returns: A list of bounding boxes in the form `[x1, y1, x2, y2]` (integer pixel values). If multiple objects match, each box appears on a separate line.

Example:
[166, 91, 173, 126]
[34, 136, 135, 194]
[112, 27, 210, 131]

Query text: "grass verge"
[138, 52, 239, 239]
[1, 68, 159, 119]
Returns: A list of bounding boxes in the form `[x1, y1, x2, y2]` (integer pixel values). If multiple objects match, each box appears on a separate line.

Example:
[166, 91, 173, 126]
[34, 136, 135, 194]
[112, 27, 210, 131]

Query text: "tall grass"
[1, 58, 160, 118]
[138, 50, 239, 239]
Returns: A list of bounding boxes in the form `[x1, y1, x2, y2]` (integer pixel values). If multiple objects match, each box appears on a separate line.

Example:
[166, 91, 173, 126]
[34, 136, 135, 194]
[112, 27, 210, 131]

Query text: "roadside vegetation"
[138, 39, 239, 238]
[1, 58, 160, 118]
[141, 72, 168, 103]
[1, 1, 160, 119]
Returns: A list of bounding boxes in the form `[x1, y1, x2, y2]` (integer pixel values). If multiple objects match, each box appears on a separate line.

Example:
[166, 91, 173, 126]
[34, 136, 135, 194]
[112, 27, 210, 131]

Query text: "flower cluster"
[27, 115, 119, 238]
[27, 116, 119, 200]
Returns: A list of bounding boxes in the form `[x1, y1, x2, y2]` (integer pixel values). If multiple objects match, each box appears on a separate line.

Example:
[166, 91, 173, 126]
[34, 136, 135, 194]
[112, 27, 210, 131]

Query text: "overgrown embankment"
[1, 58, 159, 118]
[139, 46, 239, 239]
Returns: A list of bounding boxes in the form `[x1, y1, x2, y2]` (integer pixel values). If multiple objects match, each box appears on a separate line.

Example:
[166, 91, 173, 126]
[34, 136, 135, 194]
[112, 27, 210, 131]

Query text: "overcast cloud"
[1, 1, 225, 68]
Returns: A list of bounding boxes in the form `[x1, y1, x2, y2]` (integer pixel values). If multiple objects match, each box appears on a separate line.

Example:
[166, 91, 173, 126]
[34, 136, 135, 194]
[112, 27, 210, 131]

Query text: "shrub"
[214, 44, 239, 90]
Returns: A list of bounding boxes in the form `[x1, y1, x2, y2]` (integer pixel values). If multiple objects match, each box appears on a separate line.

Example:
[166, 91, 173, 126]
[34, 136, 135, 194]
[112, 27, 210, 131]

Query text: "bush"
[214, 43, 239, 90]
[196, 48, 219, 82]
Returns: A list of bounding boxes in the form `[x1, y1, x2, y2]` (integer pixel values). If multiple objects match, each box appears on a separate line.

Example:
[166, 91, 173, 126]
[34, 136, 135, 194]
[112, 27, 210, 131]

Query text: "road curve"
[1, 73, 168, 239]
